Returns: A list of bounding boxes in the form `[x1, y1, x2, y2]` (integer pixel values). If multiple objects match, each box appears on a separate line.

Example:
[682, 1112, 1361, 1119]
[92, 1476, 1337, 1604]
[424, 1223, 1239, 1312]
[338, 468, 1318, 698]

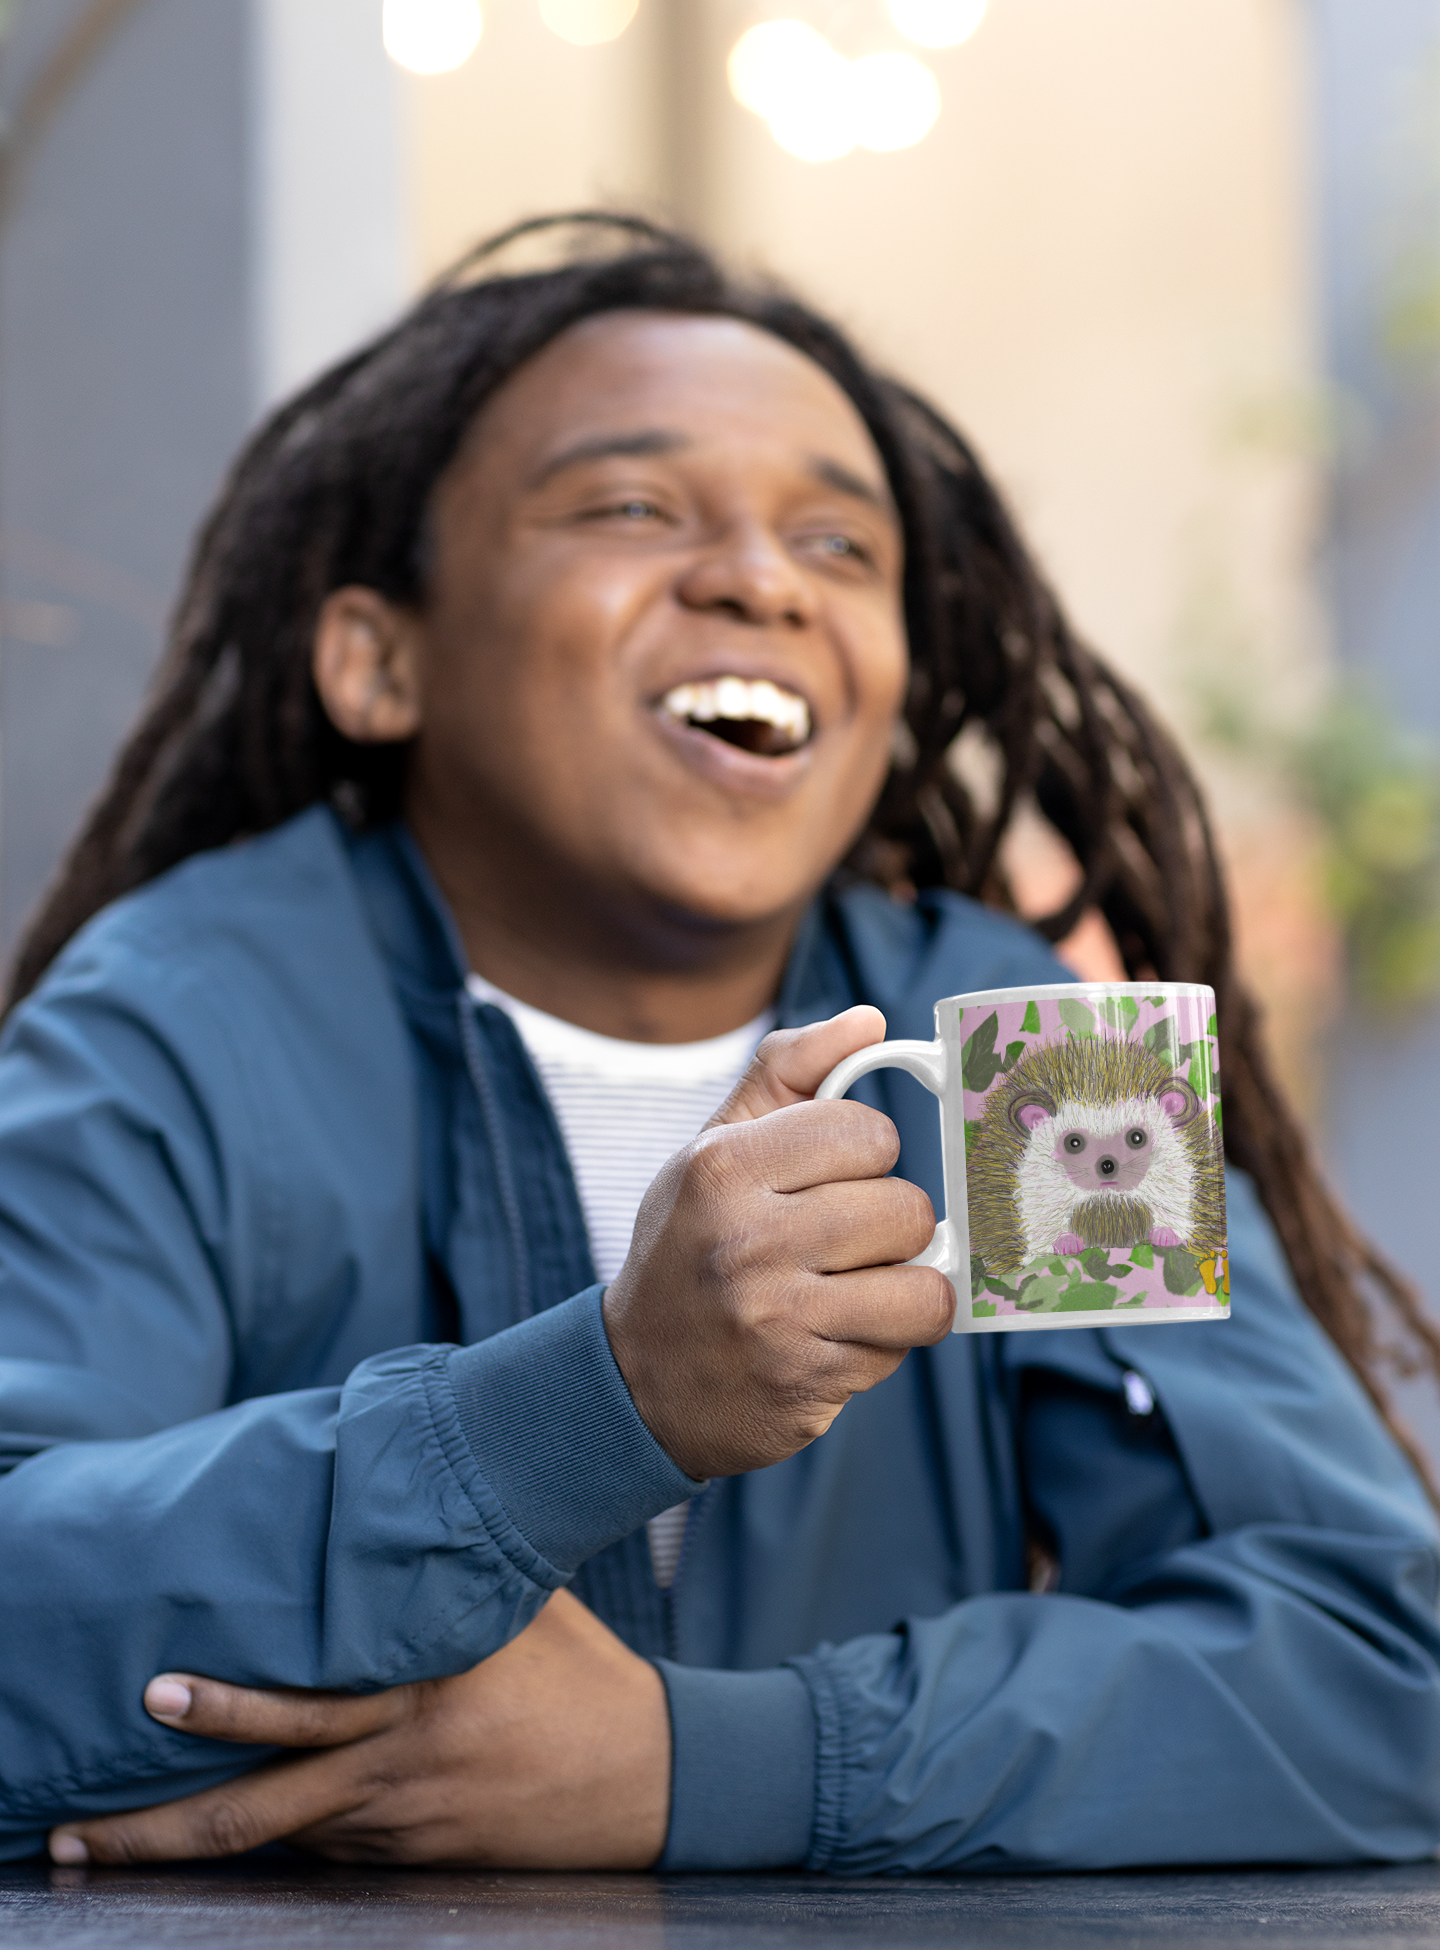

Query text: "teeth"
[660, 677, 811, 746]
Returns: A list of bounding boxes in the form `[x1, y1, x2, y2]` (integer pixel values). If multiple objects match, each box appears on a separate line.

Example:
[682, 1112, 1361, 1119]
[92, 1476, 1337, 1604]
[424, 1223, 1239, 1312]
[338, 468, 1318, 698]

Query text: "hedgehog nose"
[1097, 1155, 1118, 1179]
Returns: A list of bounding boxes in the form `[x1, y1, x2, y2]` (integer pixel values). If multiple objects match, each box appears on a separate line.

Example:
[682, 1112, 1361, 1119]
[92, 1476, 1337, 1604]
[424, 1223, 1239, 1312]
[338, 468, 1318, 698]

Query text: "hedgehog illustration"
[967, 1034, 1226, 1274]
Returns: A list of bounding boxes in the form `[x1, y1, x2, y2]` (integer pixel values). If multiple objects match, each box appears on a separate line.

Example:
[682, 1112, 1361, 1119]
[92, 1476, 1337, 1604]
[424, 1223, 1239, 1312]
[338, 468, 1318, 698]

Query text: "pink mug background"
[958, 986, 1228, 1321]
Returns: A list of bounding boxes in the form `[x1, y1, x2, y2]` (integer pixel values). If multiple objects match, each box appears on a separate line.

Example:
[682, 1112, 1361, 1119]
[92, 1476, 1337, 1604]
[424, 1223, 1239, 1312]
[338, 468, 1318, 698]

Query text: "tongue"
[693, 717, 802, 757]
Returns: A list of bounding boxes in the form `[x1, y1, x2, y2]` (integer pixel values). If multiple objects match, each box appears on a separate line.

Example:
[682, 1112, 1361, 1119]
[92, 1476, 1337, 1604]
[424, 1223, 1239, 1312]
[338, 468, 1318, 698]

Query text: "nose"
[675, 522, 818, 630]
[1097, 1155, 1118, 1179]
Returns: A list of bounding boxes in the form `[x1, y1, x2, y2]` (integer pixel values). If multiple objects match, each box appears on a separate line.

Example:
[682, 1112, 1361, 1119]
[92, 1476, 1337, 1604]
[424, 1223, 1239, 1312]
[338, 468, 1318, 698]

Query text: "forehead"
[459, 309, 890, 485]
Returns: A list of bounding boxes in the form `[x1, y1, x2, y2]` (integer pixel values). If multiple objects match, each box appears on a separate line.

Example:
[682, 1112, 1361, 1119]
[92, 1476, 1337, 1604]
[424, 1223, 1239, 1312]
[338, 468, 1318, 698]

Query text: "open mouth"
[658, 677, 812, 758]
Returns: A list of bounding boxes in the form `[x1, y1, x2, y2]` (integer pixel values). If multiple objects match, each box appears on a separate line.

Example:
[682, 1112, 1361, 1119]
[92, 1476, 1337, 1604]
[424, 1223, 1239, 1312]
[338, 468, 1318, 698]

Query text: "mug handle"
[815, 1039, 959, 1277]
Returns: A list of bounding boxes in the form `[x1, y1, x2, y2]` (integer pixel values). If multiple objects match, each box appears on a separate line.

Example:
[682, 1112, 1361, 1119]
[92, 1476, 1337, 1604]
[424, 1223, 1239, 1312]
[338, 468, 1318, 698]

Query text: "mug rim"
[942, 980, 1214, 1018]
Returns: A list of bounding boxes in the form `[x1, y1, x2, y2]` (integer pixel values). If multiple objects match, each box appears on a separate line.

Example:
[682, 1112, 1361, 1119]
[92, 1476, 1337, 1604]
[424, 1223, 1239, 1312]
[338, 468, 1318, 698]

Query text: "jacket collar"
[345, 816, 856, 1031]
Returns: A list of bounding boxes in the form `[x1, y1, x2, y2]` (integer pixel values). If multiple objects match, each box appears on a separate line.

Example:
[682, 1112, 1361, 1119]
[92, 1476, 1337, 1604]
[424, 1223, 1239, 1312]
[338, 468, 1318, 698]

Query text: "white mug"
[817, 982, 1229, 1333]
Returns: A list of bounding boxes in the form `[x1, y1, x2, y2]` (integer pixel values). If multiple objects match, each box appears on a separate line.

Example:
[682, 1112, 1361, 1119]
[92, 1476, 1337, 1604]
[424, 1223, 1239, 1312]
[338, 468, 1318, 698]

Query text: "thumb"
[707, 1006, 886, 1127]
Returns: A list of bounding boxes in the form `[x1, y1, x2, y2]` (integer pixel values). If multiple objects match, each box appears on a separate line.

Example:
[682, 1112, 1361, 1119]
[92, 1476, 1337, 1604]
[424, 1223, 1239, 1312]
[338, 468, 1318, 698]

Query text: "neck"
[411, 824, 803, 1045]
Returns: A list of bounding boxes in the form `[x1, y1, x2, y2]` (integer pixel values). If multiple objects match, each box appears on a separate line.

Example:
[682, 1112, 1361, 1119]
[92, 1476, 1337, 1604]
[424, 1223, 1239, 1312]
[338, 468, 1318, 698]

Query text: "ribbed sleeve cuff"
[445, 1286, 700, 1574]
[656, 1661, 816, 1870]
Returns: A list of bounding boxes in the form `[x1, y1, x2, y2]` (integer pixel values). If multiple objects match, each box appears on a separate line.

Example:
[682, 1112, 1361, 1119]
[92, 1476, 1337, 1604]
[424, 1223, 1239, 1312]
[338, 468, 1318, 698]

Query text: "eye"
[799, 532, 872, 566]
[606, 498, 662, 521]
[1063, 1133, 1086, 1153]
[1126, 1128, 1148, 1149]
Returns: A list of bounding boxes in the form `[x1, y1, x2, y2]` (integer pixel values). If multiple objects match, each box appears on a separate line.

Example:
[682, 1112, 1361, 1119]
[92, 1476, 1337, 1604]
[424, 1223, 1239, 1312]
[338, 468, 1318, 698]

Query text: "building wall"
[0, 0, 408, 953]
[0, 0, 251, 950]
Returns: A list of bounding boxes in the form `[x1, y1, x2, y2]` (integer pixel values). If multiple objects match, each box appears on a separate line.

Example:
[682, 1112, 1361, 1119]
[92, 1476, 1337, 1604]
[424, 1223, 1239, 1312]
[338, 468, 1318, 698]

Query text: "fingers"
[809, 1263, 956, 1352]
[137, 1673, 401, 1748]
[693, 1097, 900, 1198]
[783, 1174, 936, 1274]
[707, 1008, 885, 1127]
[49, 1748, 367, 1865]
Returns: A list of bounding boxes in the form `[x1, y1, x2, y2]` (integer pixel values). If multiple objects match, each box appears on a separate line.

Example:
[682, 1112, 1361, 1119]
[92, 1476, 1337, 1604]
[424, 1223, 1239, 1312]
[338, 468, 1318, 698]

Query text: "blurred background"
[2, 0, 1440, 1429]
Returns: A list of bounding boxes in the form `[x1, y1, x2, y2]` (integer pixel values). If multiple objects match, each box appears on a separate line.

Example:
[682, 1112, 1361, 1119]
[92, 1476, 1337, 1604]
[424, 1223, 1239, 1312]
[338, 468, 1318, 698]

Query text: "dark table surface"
[4, 1860, 1440, 1949]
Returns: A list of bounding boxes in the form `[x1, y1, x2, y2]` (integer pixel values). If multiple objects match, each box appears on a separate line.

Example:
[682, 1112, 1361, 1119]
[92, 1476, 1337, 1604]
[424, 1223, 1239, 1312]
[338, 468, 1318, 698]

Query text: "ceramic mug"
[817, 982, 1229, 1333]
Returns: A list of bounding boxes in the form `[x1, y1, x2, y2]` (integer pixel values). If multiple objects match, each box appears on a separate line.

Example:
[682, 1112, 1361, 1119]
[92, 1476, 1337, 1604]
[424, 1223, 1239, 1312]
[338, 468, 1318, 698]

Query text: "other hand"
[603, 1005, 954, 1481]
[48, 1590, 668, 1868]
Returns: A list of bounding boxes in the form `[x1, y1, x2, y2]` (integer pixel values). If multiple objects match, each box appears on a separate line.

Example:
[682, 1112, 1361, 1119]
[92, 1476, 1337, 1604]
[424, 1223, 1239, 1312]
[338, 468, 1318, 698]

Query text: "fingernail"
[145, 1677, 193, 1719]
[50, 1834, 88, 1864]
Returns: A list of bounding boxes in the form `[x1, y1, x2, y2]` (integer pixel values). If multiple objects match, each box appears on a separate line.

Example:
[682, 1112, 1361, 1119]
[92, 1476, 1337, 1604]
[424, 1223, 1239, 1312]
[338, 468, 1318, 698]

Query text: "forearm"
[658, 1528, 1440, 1874]
[0, 1288, 694, 1850]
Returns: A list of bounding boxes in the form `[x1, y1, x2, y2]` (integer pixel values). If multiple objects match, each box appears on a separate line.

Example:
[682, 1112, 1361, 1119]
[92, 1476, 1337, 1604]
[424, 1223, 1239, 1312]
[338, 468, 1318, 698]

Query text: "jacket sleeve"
[657, 1172, 1440, 1871]
[0, 959, 695, 1856]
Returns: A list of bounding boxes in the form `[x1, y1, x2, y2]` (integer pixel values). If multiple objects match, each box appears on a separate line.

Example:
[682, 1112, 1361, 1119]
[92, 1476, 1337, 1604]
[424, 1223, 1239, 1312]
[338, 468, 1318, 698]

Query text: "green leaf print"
[1016, 1272, 1070, 1312]
[971, 1256, 1020, 1306]
[1160, 1245, 1202, 1297]
[1143, 1019, 1178, 1063]
[1097, 995, 1139, 1035]
[1129, 1239, 1155, 1270]
[1058, 997, 1097, 1039]
[961, 1012, 1005, 1092]
[965, 1119, 984, 1157]
[1003, 1040, 1026, 1070]
[1207, 1013, 1218, 1035]
[972, 1300, 997, 1317]
[1056, 1280, 1119, 1311]
[1021, 1000, 1041, 1034]
[1149, 996, 1166, 1008]
[1080, 1246, 1114, 1279]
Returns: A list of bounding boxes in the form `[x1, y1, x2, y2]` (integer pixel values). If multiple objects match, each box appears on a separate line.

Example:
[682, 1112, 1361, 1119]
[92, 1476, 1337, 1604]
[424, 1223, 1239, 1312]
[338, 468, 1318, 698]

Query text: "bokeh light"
[539, 0, 639, 46]
[887, 0, 987, 49]
[383, 0, 483, 75]
[852, 50, 940, 151]
[729, 19, 943, 163]
[728, 20, 836, 121]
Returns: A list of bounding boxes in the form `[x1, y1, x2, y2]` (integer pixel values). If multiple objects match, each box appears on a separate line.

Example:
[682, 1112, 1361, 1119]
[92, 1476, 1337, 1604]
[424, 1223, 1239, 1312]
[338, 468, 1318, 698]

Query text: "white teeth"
[660, 677, 811, 746]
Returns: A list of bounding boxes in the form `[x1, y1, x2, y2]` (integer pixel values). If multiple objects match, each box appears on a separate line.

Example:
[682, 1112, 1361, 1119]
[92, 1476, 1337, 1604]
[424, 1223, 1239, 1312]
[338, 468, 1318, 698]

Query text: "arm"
[660, 1173, 1440, 1871]
[0, 961, 695, 1855]
[2, 980, 938, 1855]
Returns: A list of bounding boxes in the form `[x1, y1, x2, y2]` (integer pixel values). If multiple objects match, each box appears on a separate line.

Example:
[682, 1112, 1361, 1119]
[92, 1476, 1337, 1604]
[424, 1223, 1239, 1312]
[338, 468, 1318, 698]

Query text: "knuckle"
[685, 1127, 750, 1198]
[920, 1269, 957, 1338]
[88, 1826, 145, 1866]
[890, 1178, 936, 1242]
[832, 1102, 899, 1171]
[201, 1799, 261, 1859]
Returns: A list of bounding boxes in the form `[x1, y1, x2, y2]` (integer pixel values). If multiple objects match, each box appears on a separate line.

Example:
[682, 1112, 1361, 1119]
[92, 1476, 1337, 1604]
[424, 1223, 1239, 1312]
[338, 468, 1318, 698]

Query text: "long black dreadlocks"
[9, 212, 1439, 1489]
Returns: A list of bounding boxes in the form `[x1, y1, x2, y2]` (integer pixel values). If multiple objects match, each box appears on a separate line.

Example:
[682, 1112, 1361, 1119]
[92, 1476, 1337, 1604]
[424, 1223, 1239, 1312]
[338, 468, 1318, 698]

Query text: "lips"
[658, 676, 812, 758]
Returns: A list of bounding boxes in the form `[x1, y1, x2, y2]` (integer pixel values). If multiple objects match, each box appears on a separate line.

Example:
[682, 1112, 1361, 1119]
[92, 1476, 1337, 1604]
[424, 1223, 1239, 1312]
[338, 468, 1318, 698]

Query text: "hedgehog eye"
[1063, 1133, 1086, 1153]
[1126, 1127, 1148, 1149]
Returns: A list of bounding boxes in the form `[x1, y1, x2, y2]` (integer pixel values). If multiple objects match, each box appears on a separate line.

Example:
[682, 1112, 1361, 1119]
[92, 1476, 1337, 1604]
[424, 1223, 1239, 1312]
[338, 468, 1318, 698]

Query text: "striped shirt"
[465, 974, 772, 1586]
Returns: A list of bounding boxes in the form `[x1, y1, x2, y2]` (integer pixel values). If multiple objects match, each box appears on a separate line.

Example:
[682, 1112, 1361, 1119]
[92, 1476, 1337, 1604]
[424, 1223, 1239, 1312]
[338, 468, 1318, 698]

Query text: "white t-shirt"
[465, 974, 772, 1587]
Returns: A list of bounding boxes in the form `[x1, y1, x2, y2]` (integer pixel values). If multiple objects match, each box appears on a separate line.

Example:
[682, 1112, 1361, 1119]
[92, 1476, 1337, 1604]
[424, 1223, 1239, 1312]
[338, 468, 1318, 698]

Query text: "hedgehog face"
[1055, 1122, 1153, 1192]
[1015, 1091, 1191, 1198]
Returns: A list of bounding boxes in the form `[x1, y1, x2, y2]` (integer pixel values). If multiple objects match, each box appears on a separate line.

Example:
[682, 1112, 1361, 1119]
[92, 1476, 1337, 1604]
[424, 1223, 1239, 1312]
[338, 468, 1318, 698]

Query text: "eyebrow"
[526, 427, 894, 514]
[527, 429, 688, 489]
[808, 455, 893, 513]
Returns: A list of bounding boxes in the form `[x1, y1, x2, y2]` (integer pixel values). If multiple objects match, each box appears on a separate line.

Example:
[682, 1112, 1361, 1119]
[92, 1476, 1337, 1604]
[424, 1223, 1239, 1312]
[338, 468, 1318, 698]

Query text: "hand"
[48, 1591, 669, 1868]
[603, 1006, 954, 1481]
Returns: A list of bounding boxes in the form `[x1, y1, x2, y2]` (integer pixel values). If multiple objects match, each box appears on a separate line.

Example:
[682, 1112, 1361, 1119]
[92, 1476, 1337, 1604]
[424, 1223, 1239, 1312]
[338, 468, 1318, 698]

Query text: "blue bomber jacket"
[0, 805, 1437, 1868]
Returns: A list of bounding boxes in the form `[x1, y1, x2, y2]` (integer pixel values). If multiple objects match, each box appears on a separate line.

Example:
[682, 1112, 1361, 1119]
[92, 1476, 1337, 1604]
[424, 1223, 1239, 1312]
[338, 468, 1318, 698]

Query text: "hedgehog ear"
[1008, 1091, 1054, 1136]
[1157, 1076, 1201, 1125]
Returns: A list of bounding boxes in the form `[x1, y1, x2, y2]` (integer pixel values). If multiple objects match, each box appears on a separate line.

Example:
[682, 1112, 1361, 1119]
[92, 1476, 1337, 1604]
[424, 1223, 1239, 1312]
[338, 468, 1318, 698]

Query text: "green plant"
[1197, 676, 1440, 1013]
[1293, 692, 1440, 1011]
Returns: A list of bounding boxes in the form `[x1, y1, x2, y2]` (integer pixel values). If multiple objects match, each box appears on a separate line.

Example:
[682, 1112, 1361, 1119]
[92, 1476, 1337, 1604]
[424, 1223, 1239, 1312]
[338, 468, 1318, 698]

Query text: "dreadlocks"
[9, 212, 1437, 1486]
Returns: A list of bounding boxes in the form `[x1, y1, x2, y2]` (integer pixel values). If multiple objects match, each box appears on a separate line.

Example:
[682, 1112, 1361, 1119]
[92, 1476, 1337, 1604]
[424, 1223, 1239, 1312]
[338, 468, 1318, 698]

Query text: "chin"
[640, 862, 821, 936]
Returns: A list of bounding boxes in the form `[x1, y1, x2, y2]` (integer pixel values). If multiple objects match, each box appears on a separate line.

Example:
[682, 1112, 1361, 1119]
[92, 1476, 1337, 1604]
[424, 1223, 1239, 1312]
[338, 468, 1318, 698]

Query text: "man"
[0, 219, 1434, 1871]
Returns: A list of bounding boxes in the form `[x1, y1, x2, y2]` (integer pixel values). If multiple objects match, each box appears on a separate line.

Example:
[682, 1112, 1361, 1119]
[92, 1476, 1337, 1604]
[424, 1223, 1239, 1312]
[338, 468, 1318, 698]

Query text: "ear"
[312, 587, 423, 744]
[1156, 1076, 1200, 1126]
[1008, 1092, 1054, 1137]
